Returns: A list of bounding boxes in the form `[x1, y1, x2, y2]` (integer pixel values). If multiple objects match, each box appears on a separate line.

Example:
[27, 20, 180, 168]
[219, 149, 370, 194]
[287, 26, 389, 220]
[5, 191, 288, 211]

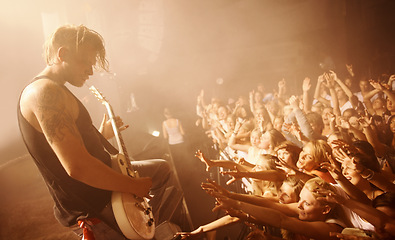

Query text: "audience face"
[217, 106, 228, 120]
[321, 107, 333, 125]
[335, 86, 347, 100]
[250, 131, 261, 147]
[390, 117, 395, 134]
[373, 116, 386, 132]
[387, 98, 395, 113]
[297, 187, 328, 221]
[296, 144, 318, 172]
[320, 84, 328, 96]
[349, 116, 361, 130]
[359, 80, 370, 93]
[277, 148, 293, 166]
[279, 182, 298, 204]
[344, 78, 352, 89]
[238, 107, 248, 119]
[259, 131, 271, 150]
[273, 117, 284, 131]
[372, 98, 385, 111]
[342, 110, 354, 121]
[226, 116, 235, 130]
[341, 158, 363, 186]
[255, 108, 267, 122]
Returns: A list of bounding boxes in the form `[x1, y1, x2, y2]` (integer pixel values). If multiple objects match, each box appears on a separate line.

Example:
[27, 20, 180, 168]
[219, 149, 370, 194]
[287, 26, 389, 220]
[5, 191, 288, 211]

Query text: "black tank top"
[17, 79, 112, 227]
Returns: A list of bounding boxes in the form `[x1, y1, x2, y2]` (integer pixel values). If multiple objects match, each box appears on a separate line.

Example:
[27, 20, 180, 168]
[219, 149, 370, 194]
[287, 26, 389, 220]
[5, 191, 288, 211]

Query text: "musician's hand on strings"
[99, 113, 129, 139]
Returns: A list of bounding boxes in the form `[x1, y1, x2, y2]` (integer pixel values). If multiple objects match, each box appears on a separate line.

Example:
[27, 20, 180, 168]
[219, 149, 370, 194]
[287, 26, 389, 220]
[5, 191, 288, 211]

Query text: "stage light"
[152, 131, 160, 137]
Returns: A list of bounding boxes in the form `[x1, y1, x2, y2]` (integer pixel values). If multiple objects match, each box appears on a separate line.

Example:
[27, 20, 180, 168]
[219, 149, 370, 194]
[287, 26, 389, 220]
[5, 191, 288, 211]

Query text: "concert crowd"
[177, 66, 395, 240]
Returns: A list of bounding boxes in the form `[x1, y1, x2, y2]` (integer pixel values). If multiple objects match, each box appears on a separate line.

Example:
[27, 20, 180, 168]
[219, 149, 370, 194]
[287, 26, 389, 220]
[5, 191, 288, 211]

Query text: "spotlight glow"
[152, 131, 160, 137]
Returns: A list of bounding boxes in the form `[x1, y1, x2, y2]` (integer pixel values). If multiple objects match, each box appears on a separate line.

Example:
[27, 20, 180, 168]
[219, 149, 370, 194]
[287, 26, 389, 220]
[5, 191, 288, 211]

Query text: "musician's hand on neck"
[99, 114, 129, 139]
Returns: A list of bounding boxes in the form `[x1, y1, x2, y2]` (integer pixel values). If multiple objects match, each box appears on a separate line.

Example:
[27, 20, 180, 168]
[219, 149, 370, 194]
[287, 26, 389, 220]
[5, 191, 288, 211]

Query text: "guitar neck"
[102, 102, 131, 161]
[89, 85, 132, 161]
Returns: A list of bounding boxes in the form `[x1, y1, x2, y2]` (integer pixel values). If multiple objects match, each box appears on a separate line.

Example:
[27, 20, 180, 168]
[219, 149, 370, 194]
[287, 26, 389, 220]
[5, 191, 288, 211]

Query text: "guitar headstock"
[89, 85, 108, 105]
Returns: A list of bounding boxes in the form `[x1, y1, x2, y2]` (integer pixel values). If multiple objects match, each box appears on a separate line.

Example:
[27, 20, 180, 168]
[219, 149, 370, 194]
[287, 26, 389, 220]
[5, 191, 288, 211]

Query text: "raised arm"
[227, 119, 251, 153]
[221, 169, 286, 185]
[215, 197, 343, 240]
[326, 73, 341, 116]
[318, 190, 394, 234]
[314, 74, 331, 107]
[302, 77, 312, 113]
[331, 71, 353, 99]
[202, 180, 299, 217]
[359, 116, 387, 158]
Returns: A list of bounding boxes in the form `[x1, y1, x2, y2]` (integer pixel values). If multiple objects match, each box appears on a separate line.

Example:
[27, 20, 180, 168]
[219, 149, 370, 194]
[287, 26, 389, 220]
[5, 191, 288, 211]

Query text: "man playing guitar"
[17, 24, 178, 239]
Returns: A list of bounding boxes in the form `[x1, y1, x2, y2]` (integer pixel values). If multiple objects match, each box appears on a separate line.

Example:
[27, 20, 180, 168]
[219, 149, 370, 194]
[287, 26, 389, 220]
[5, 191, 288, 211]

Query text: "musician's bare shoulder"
[20, 78, 79, 141]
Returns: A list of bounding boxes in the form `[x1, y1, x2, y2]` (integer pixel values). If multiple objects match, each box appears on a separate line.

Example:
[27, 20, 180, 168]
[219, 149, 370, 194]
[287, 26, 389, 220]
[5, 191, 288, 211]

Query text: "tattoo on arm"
[36, 86, 80, 144]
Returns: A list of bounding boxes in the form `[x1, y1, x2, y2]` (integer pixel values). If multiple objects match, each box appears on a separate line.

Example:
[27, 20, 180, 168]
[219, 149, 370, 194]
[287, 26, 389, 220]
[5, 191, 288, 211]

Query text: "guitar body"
[89, 86, 155, 240]
[111, 154, 155, 240]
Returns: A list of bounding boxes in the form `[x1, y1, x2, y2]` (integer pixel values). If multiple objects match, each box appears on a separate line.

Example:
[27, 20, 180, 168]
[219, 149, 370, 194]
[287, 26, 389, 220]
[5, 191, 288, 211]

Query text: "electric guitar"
[90, 86, 155, 240]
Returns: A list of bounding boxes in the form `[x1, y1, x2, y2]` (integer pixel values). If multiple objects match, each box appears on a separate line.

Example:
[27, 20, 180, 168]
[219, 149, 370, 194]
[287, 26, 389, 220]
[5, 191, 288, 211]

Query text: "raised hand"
[288, 95, 300, 110]
[358, 115, 372, 129]
[346, 64, 354, 77]
[369, 79, 386, 91]
[317, 73, 326, 84]
[302, 77, 311, 92]
[320, 152, 343, 180]
[332, 145, 352, 164]
[195, 150, 213, 171]
[338, 117, 351, 130]
[275, 157, 298, 174]
[201, 179, 230, 198]
[329, 70, 338, 81]
[278, 78, 286, 89]
[283, 122, 303, 142]
[212, 196, 240, 213]
[315, 188, 346, 205]
[323, 72, 336, 89]
[221, 167, 245, 185]
[249, 90, 255, 100]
